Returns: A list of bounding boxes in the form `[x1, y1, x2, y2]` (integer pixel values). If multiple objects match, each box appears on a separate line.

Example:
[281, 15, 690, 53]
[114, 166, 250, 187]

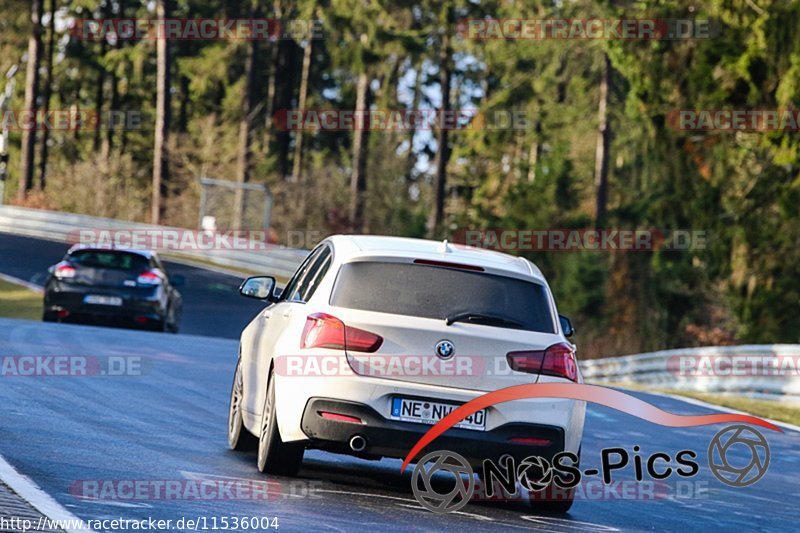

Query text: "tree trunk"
[405, 59, 423, 184]
[103, 0, 125, 159]
[18, 0, 43, 202]
[527, 119, 542, 182]
[37, 0, 56, 190]
[176, 75, 189, 132]
[290, 33, 314, 184]
[594, 53, 611, 228]
[262, 0, 283, 151]
[276, 40, 299, 179]
[232, 2, 259, 230]
[151, 0, 171, 225]
[93, 35, 107, 153]
[427, 9, 453, 238]
[349, 71, 370, 233]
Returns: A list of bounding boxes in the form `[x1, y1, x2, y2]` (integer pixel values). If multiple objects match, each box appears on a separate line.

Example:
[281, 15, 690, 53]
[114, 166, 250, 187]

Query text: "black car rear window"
[69, 250, 149, 271]
[330, 261, 555, 333]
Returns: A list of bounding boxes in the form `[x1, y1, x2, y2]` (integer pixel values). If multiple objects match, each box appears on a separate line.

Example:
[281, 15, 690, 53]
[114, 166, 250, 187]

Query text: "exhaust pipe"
[349, 435, 367, 452]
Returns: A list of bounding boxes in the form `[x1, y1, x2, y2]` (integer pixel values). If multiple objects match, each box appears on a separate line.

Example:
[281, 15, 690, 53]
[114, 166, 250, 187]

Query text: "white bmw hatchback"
[228, 235, 585, 492]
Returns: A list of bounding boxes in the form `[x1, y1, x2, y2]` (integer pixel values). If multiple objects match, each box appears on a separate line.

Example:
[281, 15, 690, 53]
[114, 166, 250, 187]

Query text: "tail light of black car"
[136, 270, 162, 286]
[53, 261, 76, 280]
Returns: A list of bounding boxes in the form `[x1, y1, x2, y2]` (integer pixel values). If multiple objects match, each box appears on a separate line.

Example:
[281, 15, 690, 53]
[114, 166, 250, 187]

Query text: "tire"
[256, 369, 304, 475]
[528, 449, 579, 514]
[42, 310, 57, 322]
[529, 486, 575, 514]
[149, 316, 168, 332]
[228, 359, 258, 451]
[167, 306, 180, 333]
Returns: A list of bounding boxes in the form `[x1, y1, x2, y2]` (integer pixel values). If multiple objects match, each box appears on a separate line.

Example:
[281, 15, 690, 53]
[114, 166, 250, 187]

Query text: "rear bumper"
[44, 282, 166, 324]
[301, 397, 565, 465]
[271, 371, 585, 457]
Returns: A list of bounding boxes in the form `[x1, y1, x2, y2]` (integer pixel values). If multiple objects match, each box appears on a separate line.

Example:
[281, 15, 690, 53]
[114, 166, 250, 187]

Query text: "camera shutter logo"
[516, 456, 554, 492]
[708, 425, 770, 487]
[411, 450, 474, 513]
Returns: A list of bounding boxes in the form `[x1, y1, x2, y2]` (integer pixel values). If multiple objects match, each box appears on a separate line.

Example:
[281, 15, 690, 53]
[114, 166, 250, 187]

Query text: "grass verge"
[0, 279, 42, 321]
[161, 253, 290, 284]
[621, 383, 800, 427]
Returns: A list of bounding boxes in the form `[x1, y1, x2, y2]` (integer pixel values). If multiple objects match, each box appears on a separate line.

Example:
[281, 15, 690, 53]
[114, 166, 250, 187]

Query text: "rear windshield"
[68, 250, 149, 271]
[330, 261, 555, 333]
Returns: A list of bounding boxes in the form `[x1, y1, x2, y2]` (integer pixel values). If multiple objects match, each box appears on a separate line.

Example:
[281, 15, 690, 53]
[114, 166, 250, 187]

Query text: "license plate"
[390, 398, 486, 431]
[84, 295, 123, 306]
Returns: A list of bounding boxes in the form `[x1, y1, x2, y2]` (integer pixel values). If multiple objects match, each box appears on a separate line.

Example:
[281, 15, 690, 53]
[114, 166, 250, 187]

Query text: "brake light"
[508, 437, 552, 446]
[301, 313, 383, 353]
[136, 270, 161, 285]
[413, 259, 485, 272]
[506, 342, 578, 382]
[345, 324, 384, 352]
[319, 411, 364, 425]
[54, 262, 76, 279]
[542, 342, 578, 381]
[506, 350, 545, 373]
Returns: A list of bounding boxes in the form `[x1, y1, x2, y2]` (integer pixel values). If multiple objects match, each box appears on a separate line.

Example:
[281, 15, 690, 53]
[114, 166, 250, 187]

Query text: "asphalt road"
[0, 232, 266, 338]
[1, 232, 799, 532]
[0, 318, 798, 532]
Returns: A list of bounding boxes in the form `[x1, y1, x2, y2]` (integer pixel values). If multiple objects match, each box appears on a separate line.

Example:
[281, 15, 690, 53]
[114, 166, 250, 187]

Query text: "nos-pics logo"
[410, 424, 770, 513]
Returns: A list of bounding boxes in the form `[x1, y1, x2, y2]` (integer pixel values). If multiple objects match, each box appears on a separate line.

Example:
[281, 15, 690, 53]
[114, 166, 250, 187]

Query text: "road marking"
[521, 515, 620, 531]
[0, 271, 44, 293]
[0, 454, 96, 533]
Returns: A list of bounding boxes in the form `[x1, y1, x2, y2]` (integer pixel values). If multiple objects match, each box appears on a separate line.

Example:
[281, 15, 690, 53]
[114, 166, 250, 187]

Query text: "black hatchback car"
[43, 245, 184, 332]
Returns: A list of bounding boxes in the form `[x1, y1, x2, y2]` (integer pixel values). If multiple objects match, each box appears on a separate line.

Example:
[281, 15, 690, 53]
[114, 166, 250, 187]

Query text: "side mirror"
[170, 274, 187, 287]
[559, 315, 575, 338]
[239, 276, 277, 301]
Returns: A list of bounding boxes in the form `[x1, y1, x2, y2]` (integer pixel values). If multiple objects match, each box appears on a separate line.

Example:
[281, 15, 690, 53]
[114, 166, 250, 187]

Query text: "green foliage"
[2, 0, 799, 353]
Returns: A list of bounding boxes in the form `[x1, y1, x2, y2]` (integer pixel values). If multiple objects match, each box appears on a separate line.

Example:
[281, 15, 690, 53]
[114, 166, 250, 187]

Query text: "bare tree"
[38, 0, 56, 190]
[151, 0, 171, 224]
[349, 71, 370, 232]
[232, 0, 260, 229]
[262, 0, 282, 151]
[18, 0, 43, 202]
[104, 0, 126, 159]
[594, 53, 611, 228]
[290, 31, 314, 185]
[427, 6, 453, 237]
[405, 58, 423, 184]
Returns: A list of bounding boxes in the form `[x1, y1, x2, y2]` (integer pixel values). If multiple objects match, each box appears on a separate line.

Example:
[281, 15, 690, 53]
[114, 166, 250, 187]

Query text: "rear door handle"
[282, 309, 292, 318]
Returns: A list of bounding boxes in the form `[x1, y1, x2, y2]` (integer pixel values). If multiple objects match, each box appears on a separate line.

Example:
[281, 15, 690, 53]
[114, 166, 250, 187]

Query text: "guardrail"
[0, 205, 307, 279]
[580, 344, 800, 398]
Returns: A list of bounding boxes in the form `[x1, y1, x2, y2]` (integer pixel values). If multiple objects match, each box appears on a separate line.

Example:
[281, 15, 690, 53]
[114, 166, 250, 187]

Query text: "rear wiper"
[445, 312, 524, 329]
